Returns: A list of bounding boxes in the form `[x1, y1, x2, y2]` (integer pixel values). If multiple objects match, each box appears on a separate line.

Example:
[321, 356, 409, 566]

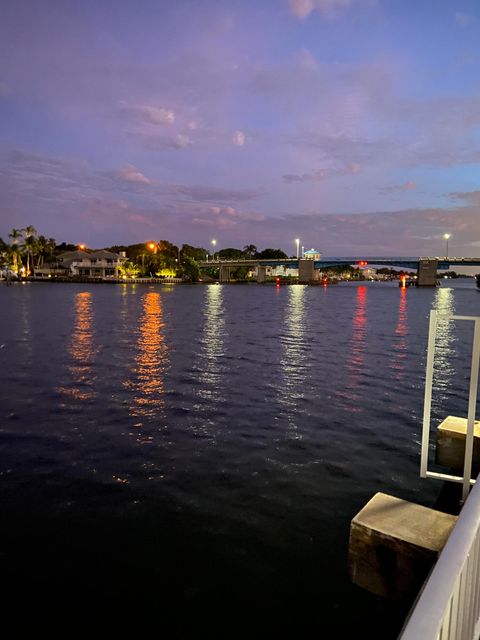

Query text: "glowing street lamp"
[148, 242, 156, 252]
[211, 239, 217, 261]
[295, 238, 300, 259]
[444, 233, 450, 258]
[79, 244, 86, 250]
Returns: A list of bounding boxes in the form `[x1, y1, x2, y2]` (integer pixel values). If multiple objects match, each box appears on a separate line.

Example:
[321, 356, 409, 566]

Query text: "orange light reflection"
[58, 291, 96, 401]
[128, 291, 168, 423]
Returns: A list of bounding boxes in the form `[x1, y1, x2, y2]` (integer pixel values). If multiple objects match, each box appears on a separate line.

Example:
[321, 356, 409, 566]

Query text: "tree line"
[0, 226, 58, 276]
[0, 228, 290, 281]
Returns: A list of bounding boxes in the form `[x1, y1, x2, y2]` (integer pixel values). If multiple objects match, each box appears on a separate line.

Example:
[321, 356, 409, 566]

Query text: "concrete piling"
[348, 492, 457, 600]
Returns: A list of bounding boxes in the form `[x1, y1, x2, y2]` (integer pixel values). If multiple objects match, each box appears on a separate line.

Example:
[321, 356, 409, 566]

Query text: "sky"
[1, 0, 480, 257]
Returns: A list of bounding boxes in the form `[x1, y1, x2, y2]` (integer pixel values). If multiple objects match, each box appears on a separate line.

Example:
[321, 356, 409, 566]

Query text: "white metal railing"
[399, 471, 480, 640]
[400, 310, 480, 640]
[421, 311, 480, 502]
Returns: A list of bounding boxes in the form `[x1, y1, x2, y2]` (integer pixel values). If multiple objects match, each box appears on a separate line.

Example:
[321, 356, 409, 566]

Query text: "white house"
[34, 250, 126, 279]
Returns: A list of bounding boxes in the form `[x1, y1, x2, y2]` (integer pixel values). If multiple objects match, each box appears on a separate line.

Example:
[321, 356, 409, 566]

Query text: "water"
[0, 279, 479, 634]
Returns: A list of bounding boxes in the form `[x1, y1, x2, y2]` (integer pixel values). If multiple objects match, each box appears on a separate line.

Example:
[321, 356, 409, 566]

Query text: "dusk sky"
[1, 0, 480, 256]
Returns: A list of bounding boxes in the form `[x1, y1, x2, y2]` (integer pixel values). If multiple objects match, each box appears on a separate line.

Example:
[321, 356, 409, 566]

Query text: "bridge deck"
[199, 257, 480, 269]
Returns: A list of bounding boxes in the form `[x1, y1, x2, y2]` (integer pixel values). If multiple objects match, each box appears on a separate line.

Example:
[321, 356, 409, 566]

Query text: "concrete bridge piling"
[417, 259, 439, 286]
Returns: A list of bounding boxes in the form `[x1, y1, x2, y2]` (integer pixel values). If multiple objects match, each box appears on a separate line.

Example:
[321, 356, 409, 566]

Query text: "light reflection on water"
[390, 286, 408, 381]
[279, 285, 307, 435]
[432, 286, 456, 395]
[127, 291, 168, 426]
[58, 291, 96, 401]
[341, 285, 368, 412]
[2, 280, 480, 639]
[198, 285, 226, 402]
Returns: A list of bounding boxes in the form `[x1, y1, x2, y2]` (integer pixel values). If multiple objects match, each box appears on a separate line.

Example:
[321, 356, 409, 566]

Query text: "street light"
[211, 239, 217, 261]
[444, 233, 450, 258]
[295, 238, 300, 259]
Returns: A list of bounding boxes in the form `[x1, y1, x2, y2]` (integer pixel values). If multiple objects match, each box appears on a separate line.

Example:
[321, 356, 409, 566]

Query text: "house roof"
[304, 248, 320, 255]
[90, 250, 121, 259]
[57, 249, 122, 267]
[58, 250, 90, 260]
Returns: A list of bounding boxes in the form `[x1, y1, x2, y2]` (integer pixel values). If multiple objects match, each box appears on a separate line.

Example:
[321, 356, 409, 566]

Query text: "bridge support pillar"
[257, 266, 267, 283]
[417, 259, 438, 286]
[219, 266, 231, 283]
[298, 259, 318, 284]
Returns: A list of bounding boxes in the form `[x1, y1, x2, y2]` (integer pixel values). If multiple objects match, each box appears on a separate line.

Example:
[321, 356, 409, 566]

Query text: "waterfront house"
[33, 250, 126, 279]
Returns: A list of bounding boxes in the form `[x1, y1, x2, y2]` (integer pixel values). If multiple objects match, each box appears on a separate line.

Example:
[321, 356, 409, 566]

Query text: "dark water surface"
[1, 280, 479, 635]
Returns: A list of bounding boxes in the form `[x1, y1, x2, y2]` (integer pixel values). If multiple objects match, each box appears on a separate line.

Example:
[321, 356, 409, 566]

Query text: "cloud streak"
[120, 103, 175, 125]
[283, 164, 361, 182]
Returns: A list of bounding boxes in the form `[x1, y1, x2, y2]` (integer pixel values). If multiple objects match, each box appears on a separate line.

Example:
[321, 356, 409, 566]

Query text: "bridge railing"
[399, 470, 480, 640]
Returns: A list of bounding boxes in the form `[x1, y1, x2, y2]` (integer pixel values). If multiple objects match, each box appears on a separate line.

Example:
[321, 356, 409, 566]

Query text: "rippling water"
[0, 280, 479, 634]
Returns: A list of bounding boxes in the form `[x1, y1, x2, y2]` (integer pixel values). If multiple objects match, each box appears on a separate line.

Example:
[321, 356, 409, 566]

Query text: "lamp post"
[301, 245, 304, 258]
[211, 239, 217, 261]
[295, 238, 300, 259]
[444, 233, 450, 258]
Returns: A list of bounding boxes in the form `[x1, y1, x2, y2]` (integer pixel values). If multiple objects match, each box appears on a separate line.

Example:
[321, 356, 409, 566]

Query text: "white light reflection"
[432, 286, 456, 397]
[198, 285, 226, 402]
[278, 285, 307, 436]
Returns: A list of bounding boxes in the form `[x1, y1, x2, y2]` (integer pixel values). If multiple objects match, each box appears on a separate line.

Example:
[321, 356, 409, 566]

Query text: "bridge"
[198, 256, 480, 285]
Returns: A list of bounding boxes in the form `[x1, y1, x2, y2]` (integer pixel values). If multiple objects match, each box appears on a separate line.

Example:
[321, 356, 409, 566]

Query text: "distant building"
[33, 250, 126, 279]
[303, 248, 321, 260]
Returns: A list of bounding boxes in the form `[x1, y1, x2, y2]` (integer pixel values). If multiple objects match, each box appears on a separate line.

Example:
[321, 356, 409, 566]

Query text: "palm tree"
[22, 226, 38, 276]
[45, 237, 57, 262]
[8, 229, 24, 273]
[9, 228, 22, 244]
[35, 235, 56, 267]
[8, 243, 23, 275]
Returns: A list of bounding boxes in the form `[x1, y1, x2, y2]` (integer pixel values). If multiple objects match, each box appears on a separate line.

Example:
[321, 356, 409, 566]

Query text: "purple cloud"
[119, 103, 175, 125]
[449, 190, 480, 205]
[379, 181, 416, 195]
[283, 164, 361, 182]
[114, 165, 152, 185]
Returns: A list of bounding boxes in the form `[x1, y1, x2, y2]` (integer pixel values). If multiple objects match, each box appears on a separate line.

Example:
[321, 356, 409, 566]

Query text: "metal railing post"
[421, 310, 437, 478]
[463, 319, 480, 502]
